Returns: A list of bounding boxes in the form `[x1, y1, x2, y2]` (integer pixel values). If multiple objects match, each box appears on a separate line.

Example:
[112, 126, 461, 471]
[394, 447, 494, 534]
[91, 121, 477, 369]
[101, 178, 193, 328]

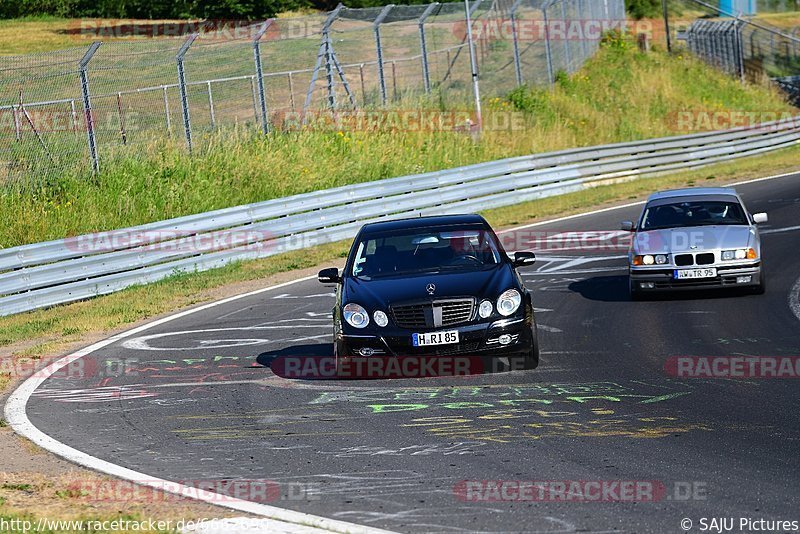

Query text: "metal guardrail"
[1, 118, 799, 317]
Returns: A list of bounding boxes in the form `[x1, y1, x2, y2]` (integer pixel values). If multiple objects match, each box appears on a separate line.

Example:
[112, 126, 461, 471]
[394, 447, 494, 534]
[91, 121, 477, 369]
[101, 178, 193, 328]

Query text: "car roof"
[647, 187, 739, 202]
[359, 214, 489, 235]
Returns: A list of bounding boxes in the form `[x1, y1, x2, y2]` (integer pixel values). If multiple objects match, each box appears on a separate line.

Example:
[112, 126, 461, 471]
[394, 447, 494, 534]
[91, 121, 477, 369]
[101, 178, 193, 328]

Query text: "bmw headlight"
[642, 255, 655, 265]
[479, 300, 493, 319]
[373, 310, 389, 327]
[655, 254, 669, 265]
[722, 249, 757, 261]
[496, 289, 522, 317]
[343, 303, 369, 328]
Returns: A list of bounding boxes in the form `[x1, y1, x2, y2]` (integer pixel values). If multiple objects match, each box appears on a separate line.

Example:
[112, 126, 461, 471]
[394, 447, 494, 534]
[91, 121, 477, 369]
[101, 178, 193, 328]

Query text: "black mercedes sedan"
[317, 214, 540, 372]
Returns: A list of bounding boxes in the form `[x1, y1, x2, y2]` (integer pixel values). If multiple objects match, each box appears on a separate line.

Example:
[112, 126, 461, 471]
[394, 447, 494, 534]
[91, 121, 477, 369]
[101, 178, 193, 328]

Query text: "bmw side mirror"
[752, 213, 768, 224]
[512, 251, 536, 267]
[318, 268, 340, 285]
[620, 220, 635, 232]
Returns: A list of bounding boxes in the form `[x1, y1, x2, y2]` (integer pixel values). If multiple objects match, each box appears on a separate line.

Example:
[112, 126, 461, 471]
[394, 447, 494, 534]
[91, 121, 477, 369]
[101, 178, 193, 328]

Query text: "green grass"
[1, 34, 794, 248]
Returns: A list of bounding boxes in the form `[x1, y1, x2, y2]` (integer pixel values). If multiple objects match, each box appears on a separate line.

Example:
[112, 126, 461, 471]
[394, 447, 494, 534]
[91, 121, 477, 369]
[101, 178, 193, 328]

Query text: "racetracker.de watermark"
[496, 230, 632, 253]
[666, 111, 800, 133]
[452, 19, 660, 41]
[275, 110, 525, 132]
[271, 355, 485, 379]
[665, 356, 800, 379]
[62, 229, 316, 256]
[64, 479, 319, 503]
[66, 19, 311, 41]
[453, 480, 708, 502]
[0, 110, 139, 134]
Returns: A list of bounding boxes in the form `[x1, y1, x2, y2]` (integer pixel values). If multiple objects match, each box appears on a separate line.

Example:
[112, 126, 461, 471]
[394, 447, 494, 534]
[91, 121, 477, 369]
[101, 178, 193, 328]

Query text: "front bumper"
[630, 262, 761, 291]
[337, 315, 533, 358]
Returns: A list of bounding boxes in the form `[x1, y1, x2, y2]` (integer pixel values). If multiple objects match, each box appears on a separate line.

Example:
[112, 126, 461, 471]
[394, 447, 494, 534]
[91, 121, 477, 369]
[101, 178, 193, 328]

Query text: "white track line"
[6, 168, 800, 533]
[5, 275, 395, 534]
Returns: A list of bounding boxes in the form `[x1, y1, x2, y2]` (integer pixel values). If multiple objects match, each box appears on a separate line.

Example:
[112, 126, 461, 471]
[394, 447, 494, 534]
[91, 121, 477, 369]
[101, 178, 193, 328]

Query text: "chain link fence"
[673, 0, 800, 103]
[0, 0, 625, 183]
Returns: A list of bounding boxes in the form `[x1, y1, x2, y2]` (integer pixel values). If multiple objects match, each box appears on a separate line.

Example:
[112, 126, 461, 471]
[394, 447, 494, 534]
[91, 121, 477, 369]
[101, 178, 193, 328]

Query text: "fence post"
[162, 86, 172, 135]
[116, 92, 127, 145]
[464, 0, 482, 131]
[418, 2, 438, 94]
[253, 20, 273, 134]
[558, 0, 571, 74]
[324, 33, 336, 108]
[70, 99, 78, 134]
[206, 81, 216, 128]
[79, 41, 102, 174]
[13, 105, 21, 141]
[510, 0, 525, 86]
[543, 1, 555, 84]
[176, 33, 197, 154]
[360, 63, 367, 102]
[734, 16, 746, 83]
[303, 5, 343, 118]
[374, 4, 394, 105]
[288, 72, 296, 111]
[579, 0, 588, 61]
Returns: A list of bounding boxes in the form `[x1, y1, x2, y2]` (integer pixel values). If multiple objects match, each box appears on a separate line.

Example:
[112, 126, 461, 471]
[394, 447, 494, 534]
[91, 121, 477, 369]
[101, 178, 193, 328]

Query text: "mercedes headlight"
[479, 300, 493, 319]
[373, 310, 389, 327]
[343, 303, 369, 328]
[496, 289, 522, 317]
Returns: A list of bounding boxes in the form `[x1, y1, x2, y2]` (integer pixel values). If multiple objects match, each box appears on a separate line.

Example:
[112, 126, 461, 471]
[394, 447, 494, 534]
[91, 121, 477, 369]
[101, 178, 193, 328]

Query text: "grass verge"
[0, 472, 240, 533]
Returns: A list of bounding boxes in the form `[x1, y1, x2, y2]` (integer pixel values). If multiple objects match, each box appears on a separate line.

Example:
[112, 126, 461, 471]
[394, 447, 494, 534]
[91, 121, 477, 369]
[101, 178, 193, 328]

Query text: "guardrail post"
[253, 20, 273, 134]
[79, 41, 102, 174]
[374, 4, 394, 105]
[543, 2, 555, 84]
[464, 0, 482, 131]
[418, 3, 438, 94]
[176, 33, 197, 154]
[510, 0, 525, 86]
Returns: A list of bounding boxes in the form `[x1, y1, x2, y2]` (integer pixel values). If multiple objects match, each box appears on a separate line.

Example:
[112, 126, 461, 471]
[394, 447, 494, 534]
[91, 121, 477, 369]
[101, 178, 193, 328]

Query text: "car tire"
[333, 340, 348, 377]
[524, 316, 540, 370]
[752, 269, 766, 295]
[629, 278, 644, 301]
[511, 315, 539, 371]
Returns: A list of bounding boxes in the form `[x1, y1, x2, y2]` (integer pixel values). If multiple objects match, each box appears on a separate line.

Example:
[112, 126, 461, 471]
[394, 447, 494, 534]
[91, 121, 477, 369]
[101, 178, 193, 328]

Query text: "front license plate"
[412, 331, 460, 347]
[674, 268, 717, 280]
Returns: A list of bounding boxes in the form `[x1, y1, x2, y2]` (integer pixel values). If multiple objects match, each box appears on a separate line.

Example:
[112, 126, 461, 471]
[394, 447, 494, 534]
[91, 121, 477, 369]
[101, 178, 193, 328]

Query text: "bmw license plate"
[413, 331, 459, 347]
[674, 268, 717, 280]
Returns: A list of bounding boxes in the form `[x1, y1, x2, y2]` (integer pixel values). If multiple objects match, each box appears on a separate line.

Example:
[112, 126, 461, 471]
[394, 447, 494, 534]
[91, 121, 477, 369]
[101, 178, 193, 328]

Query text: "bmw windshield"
[351, 228, 502, 279]
[639, 200, 748, 231]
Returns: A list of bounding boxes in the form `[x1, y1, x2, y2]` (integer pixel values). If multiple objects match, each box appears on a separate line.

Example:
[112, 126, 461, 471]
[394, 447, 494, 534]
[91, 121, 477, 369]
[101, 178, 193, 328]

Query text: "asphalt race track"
[19, 173, 800, 533]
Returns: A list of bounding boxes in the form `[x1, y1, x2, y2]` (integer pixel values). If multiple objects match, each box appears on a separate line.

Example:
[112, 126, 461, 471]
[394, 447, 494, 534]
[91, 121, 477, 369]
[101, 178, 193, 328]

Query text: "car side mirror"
[318, 268, 340, 284]
[512, 251, 536, 268]
[620, 220, 635, 232]
[752, 213, 768, 224]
